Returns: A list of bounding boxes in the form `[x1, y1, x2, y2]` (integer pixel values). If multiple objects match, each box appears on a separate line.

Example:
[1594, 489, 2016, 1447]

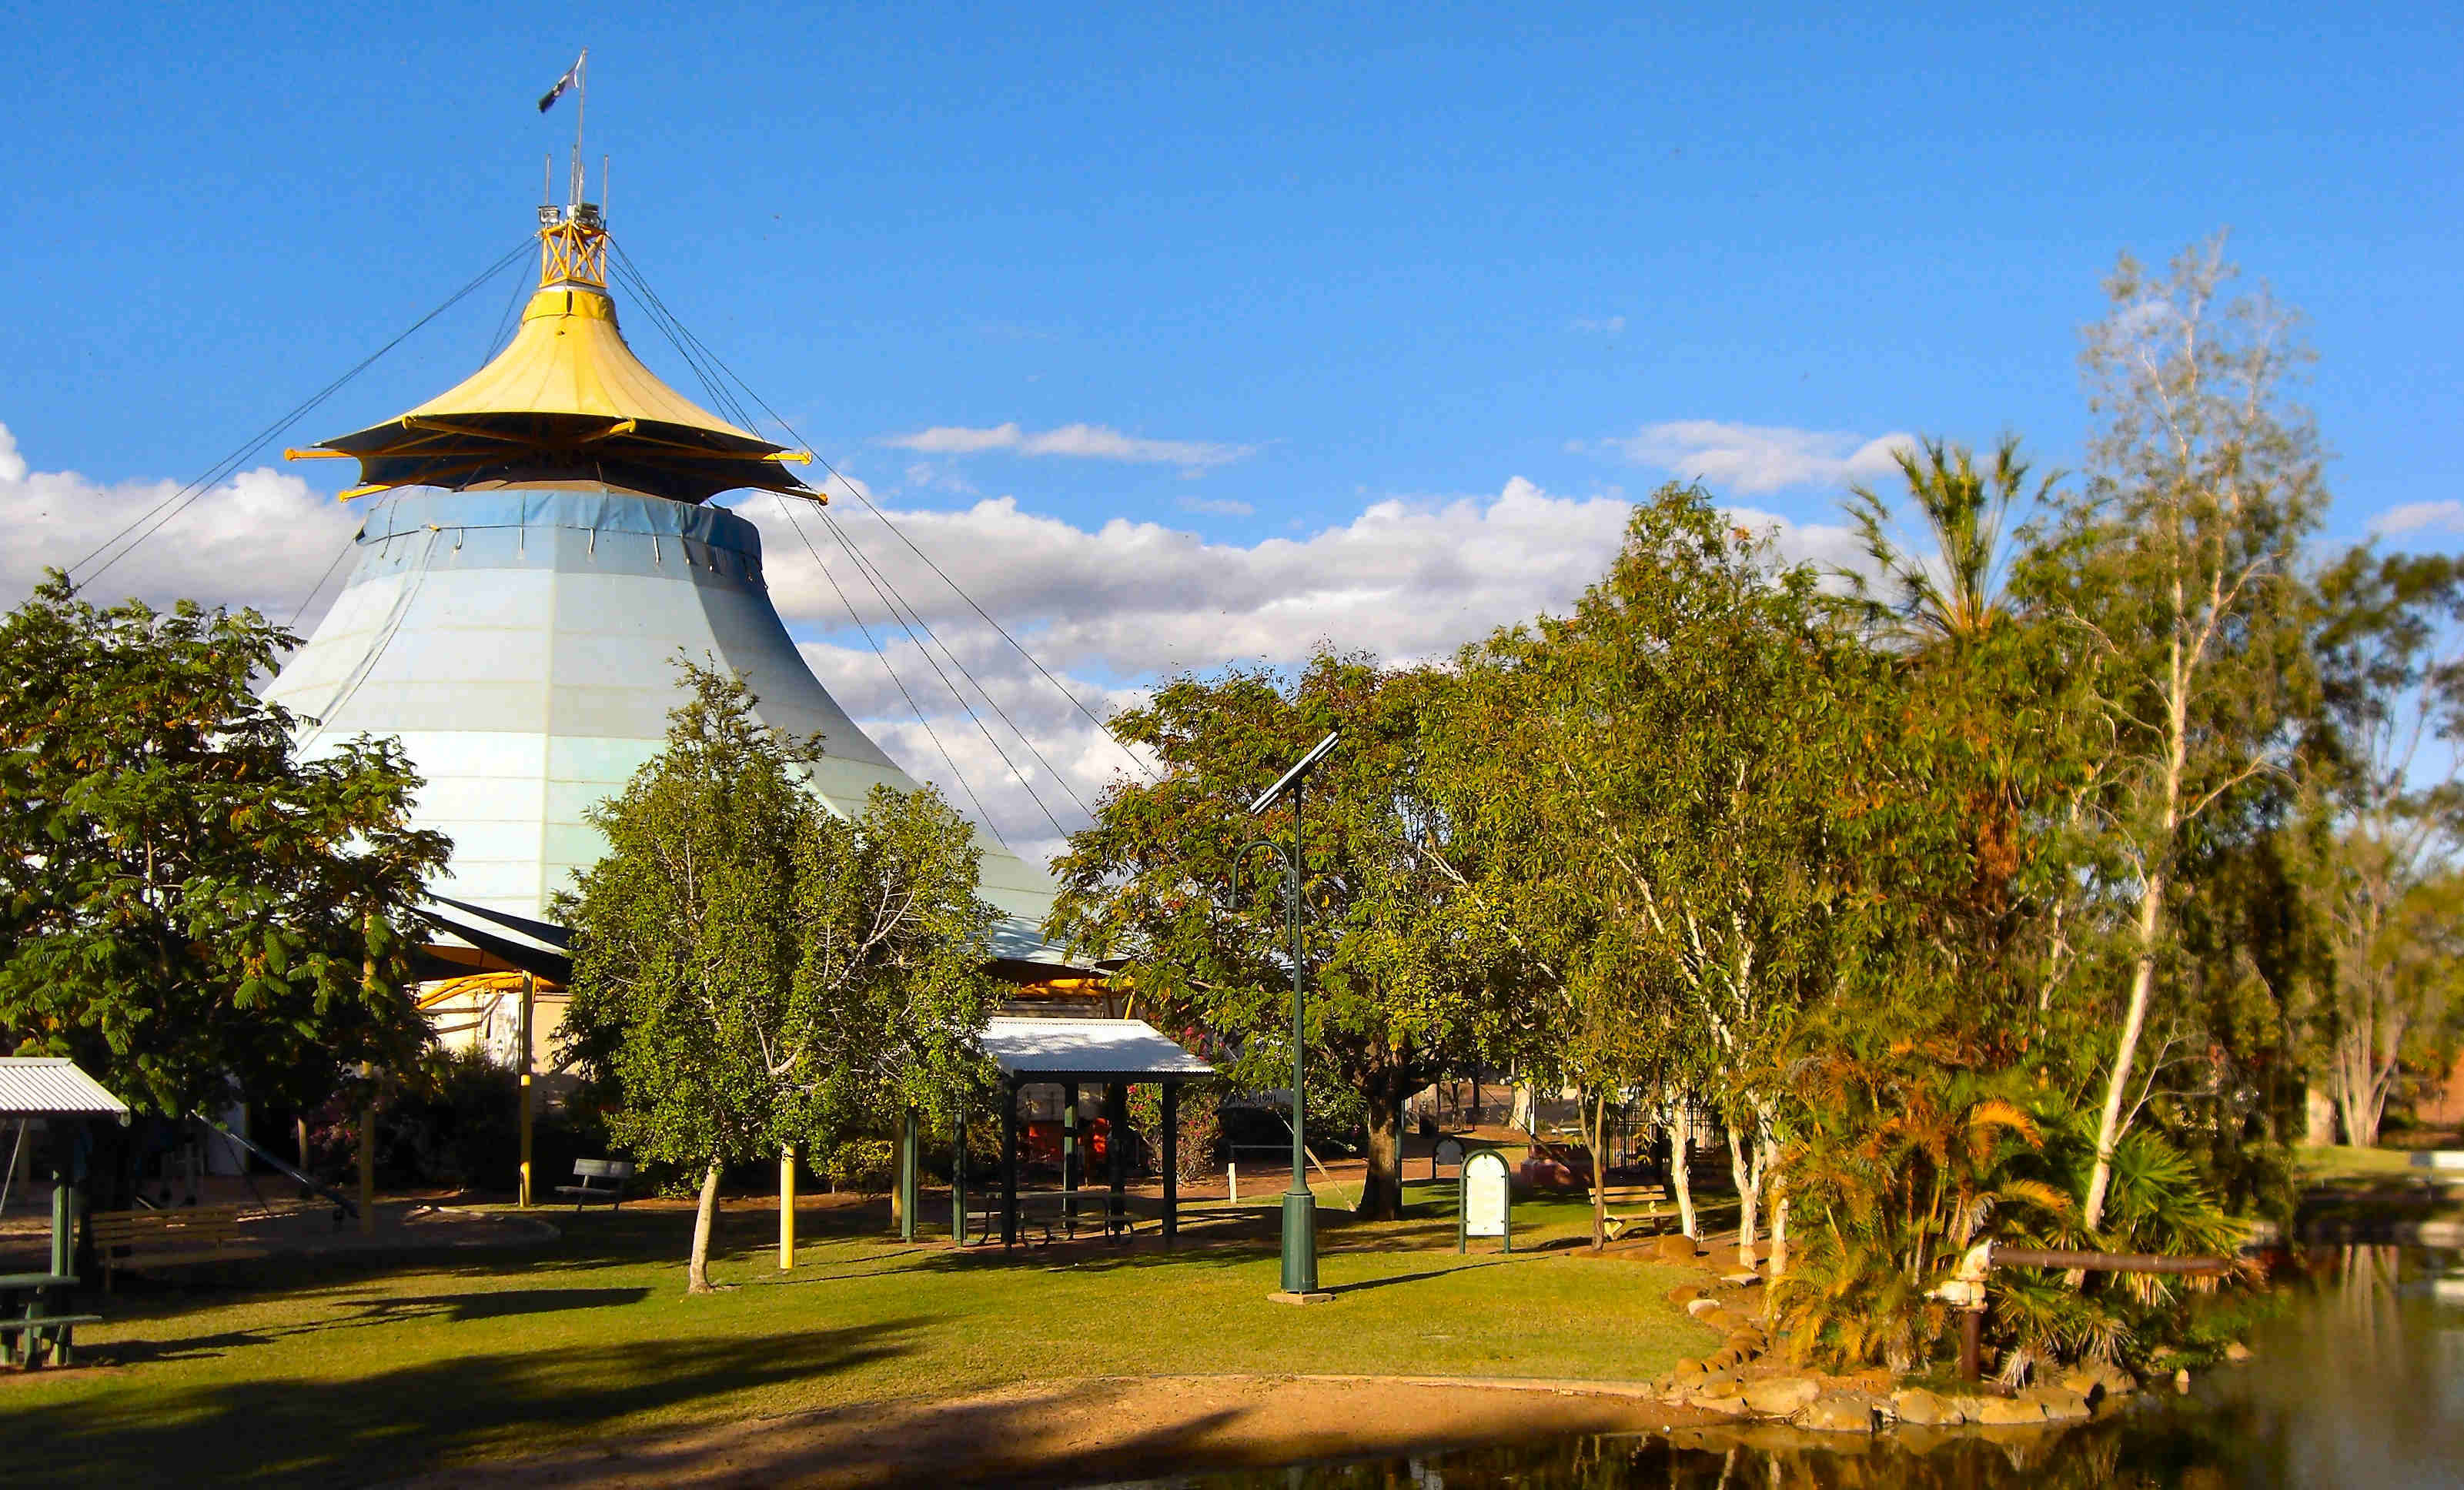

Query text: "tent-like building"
[266, 197, 1071, 1051]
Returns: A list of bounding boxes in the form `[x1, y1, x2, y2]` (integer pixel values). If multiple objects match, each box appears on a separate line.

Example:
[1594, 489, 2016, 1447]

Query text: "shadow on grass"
[96, 1287, 654, 1365]
[15, 1318, 931, 1488]
[1322, 1258, 1520, 1296]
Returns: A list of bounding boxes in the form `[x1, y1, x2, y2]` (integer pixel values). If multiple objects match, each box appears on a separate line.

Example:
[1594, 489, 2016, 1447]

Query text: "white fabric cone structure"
[266, 200, 1061, 965]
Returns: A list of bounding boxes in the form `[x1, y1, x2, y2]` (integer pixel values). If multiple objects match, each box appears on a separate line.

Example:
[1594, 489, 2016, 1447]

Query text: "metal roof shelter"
[0, 1060, 131, 1123]
[964, 1018, 1212, 1251]
[0, 1059, 129, 1281]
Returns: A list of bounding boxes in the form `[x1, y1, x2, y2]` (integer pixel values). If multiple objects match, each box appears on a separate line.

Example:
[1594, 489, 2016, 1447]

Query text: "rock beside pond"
[1891, 1386, 1964, 1426]
[1970, 1394, 2048, 1425]
[2224, 1341, 2253, 1364]
[1699, 1307, 1744, 1332]
[1667, 1281, 1705, 1305]
[1741, 1376, 1820, 1417]
[2023, 1385, 2092, 1422]
[1657, 1234, 1703, 1263]
[1720, 1271, 1764, 1288]
[2059, 1361, 2137, 1401]
[1797, 1389, 1886, 1433]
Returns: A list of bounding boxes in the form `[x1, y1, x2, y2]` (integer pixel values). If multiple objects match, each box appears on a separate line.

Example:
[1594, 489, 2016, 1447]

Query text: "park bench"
[555, 1158, 634, 1211]
[1595, 1183, 1673, 1241]
[89, 1206, 267, 1292]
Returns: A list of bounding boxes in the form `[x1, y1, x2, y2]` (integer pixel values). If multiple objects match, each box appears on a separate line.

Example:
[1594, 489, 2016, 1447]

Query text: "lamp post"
[1246, 730, 1339, 1303]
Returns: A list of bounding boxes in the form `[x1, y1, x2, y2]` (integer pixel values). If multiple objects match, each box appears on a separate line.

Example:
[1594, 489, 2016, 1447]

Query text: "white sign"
[1463, 1150, 1510, 1238]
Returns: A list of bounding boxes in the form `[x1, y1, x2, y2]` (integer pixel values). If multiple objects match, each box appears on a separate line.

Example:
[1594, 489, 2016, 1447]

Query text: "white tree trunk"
[2304, 1084, 2340, 1146]
[686, 1161, 724, 1295]
[1670, 1102, 1697, 1239]
[1768, 1189, 1789, 1282]
[2083, 870, 2165, 1234]
[1728, 1121, 1762, 1272]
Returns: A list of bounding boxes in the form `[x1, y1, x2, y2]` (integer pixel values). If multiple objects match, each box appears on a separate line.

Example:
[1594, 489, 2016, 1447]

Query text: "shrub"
[827, 1138, 894, 1194]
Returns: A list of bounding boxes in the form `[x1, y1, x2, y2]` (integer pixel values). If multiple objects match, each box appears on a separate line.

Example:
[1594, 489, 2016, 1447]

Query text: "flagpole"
[570, 48, 589, 208]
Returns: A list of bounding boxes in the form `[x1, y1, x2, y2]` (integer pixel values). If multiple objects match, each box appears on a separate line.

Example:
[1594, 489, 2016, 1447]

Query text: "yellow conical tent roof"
[296, 207, 814, 506]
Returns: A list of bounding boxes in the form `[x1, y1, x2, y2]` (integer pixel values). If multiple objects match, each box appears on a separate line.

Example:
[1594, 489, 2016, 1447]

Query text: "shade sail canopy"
[416, 897, 573, 985]
[0, 1058, 132, 1123]
[978, 1017, 1213, 1084]
[299, 210, 814, 506]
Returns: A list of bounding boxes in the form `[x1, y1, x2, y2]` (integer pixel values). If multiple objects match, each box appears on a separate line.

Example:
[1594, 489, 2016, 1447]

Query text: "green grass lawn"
[2292, 1144, 2427, 1180]
[1, 1181, 1714, 1488]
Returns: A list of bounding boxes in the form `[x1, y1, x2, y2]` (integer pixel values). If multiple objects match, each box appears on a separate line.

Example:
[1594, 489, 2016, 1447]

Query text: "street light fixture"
[1246, 729, 1339, 1303]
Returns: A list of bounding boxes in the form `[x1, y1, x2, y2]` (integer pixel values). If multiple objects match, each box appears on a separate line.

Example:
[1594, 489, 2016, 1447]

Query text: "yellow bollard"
[779, 1145, 797, 1270]
[517, 974, 535, 1208]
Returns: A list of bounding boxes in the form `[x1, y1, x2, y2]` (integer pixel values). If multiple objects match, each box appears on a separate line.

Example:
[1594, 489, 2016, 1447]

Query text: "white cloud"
[734, 476, 1867, 856]
[0, 422, 361, 623]
[1175, 494, 1255, 517]
[1592, 419, 1917, 496]
[1570, 315, 1627, 334]
[2371, 500, 2464, 536]
[881, 421, 1255, 469]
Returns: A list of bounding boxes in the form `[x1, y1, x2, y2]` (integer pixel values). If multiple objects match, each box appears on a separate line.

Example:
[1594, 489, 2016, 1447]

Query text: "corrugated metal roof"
[978, 1017, 1213, 1081]
[0, 1058, 132, 1119]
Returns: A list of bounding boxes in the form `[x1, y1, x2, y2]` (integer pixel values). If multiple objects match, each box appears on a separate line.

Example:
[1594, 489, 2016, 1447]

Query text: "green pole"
[898, 1108, 918, 1243]
[1279, 773, 1319, 1296]
[951, 1101, 968, 1245]
[52, 1168, 72, 1279]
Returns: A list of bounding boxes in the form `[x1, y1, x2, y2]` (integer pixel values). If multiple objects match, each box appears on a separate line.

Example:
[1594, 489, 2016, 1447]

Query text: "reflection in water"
[1116, 1247, 2464, 1490]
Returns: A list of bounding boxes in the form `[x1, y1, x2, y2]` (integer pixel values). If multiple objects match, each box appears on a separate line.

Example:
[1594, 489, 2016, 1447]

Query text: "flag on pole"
[537, 53, 583, 113]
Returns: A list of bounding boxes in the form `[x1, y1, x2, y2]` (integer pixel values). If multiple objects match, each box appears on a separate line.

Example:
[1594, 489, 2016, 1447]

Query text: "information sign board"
[1459, 1148, 1513, 1253]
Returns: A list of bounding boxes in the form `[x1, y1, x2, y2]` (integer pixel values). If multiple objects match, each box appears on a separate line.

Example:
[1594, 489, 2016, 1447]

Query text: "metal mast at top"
[568, 48, 588, 209]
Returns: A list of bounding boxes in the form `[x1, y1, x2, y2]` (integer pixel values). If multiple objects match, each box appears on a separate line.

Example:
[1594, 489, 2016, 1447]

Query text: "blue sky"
[4, 2, 2458, 854]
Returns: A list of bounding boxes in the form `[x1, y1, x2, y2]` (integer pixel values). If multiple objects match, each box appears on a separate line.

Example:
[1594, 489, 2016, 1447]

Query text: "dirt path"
[387, 1373, 1717, 1488]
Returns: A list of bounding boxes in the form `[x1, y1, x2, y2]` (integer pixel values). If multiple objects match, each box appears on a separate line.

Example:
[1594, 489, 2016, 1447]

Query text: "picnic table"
[0, 1271, 99, 1369]
[962, 1189, 1158, 1246]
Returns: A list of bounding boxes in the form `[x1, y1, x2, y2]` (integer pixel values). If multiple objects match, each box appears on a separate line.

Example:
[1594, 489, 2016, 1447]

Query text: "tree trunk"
[1768, 1188, 1789, 1282]
[1670, 1101, 1697, 1238]
[2304, 1084, 2340, 1146]
[1509, 1079, 1536, 1135]
[1356, 1086, 1406, 1221]
[686, 1161, 723, 1294]
[1585, 1089, 1609, 1251]
[2083, 863, 2168, 1234]
[1727, 1121, 1762, 1273]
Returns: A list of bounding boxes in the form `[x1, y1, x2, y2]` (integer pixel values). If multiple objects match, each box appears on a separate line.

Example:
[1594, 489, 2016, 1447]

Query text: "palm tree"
[1844, 434, 2056, 649]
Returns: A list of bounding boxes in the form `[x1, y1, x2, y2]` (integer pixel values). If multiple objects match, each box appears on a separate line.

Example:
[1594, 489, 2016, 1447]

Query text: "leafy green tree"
[2019, 235, 2325, 1231]
[0, 573, 448, 1120]
[1465, 484, 1868, 1270]
[557, 661, 999, 1291]
[1050, 652, 1510, 1220]
[2292, 548, 2464, 1144]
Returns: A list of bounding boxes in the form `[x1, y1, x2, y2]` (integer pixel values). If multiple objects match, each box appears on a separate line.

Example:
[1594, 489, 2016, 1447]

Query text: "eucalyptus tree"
[2018, 235, 2325, 1231]
[0, 572, 449, 1123]
[558, 660, 998, 1292]
[2294, 548, 2464, 1144]
[1427, 653, 1653, 1248]
[1049, 651, 1511, 1221]
[1475, 483, 1870, 1270]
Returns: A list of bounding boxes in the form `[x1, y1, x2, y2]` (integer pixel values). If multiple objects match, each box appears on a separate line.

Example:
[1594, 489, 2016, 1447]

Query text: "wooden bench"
[89, 1206, 267, 1293]
[555, 1158, 634, 1211]
[1596, 1184, 1673, 1241]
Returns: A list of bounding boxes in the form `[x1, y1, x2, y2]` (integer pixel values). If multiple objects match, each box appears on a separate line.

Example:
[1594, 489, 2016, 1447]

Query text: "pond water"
[1111, 1246, 2464, 1489]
